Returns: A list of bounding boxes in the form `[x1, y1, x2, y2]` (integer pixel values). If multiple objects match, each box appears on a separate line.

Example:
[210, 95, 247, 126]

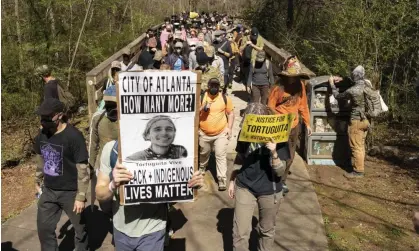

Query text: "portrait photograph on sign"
[117, 70, 199, 205]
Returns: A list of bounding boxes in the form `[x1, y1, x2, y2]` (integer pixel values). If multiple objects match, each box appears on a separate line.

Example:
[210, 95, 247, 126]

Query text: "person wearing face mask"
[199, 78, 235, 191]
[34, 98, 89, 251]
[88, 85, 119, 178]
[88, 85, 119, 216]
[164, 42, 187, 70]
[213, 30, 232, 94]
[229, 102, 289, 251]
[188, 41, 198, 70]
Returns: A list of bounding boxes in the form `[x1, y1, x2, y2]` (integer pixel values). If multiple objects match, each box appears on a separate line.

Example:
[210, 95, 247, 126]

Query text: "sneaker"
[218, 178, 227, 191]
[344, 171, 364, 179]
[282, 184, 289, 194]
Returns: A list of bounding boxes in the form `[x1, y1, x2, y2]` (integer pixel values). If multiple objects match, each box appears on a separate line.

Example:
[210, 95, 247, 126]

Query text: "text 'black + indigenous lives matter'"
[120, 75, 196, 114]
[123, 164, 194, 204]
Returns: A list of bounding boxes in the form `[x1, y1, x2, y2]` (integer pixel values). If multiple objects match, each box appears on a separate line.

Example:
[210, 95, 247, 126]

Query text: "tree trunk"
[14, 0, 24, 87]
[287, 0, 294, 30]
[67, 0, 94, 88]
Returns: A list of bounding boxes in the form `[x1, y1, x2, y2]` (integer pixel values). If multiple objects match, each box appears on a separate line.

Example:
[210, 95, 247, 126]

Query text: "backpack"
[243, 45, 253, 63]
[57, 83, 76, 111]
[363, 85, 383, 118]
[201, 64, 223, 90]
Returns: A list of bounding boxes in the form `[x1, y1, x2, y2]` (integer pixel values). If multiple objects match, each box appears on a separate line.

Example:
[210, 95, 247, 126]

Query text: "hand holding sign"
[113, 162, 133, 187]
[187, 171, 204, 189]
[265, 138, 277, 154]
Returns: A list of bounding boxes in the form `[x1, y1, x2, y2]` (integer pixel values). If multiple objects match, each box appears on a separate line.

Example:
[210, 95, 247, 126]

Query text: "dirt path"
[308, 158, 419, 251]
[1, 158, 37, 222]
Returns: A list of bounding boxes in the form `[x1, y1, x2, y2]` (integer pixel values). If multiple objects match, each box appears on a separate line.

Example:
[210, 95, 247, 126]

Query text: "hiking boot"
[344, 171, 364, 179]
[218, 178, 227, 191]
[282, 183, 289, 194]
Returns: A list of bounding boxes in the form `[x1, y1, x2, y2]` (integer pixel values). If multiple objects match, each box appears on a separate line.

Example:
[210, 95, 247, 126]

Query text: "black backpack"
[243, 45, 253, 63]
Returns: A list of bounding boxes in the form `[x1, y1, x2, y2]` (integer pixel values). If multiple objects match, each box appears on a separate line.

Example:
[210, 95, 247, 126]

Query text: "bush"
[1, 90, 40, 122]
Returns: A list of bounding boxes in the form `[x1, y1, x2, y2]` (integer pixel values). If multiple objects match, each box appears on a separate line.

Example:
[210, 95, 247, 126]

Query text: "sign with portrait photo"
[117, 70, 200, 205]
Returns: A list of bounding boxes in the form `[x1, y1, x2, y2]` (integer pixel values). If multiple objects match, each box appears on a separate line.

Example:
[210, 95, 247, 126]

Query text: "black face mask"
[105, 108, 118, 122]
[251, 38, 257, 44]
[209, 87, 219, 95]
[41, 118, 59, 137]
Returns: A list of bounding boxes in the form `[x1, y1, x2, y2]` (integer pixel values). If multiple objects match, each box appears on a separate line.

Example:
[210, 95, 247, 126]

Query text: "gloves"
[217, 48, 225, 54]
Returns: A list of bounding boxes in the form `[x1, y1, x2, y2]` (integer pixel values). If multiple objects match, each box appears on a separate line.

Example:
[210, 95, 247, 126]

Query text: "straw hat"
[278, 55, 310, 79]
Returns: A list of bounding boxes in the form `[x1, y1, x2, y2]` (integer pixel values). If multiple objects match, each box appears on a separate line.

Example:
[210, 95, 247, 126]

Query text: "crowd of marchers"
[32, 10, 419, 251]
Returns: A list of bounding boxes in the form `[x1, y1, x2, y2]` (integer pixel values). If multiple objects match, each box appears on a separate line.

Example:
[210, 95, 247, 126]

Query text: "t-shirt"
[99, 141, 167, 237]
[199, 93, 233, 136]
[34, 124, 88, 191]
[173, 58, 182, 71]
[44, 79, 59, 100]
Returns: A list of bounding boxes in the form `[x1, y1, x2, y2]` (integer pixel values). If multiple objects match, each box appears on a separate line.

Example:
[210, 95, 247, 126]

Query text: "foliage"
[244, 0, 419, 125]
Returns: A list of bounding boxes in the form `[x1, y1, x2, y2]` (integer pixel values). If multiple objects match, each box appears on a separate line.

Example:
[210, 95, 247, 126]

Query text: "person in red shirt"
[268, 56, 312, 193]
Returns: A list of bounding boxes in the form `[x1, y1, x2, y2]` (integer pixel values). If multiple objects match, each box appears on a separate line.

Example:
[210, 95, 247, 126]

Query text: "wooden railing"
[85, 25, 316, 118]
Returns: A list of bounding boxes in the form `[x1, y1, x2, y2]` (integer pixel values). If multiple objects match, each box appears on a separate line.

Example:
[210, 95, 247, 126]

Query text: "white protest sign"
[117, 70, 200, 205]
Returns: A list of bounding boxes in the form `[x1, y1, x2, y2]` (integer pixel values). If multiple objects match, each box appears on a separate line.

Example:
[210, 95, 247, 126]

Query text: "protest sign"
[239, 114, 295, 143]
[117, 70, 201, 205]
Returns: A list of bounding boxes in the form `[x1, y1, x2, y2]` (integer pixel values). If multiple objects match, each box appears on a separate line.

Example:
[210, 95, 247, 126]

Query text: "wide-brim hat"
[278, 55, 311, 79]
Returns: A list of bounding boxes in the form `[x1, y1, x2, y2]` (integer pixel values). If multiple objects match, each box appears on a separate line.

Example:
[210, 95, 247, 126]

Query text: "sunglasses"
[175, 47, 182, 50]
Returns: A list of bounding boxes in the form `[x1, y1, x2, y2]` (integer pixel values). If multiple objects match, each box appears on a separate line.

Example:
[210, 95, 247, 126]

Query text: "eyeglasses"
[175, 47, 182, 50]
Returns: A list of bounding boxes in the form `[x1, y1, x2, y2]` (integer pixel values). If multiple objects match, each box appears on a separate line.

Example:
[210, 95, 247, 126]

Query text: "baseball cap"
[37, 98, 65, 116]
[111, 61, 121, 69]
[214, 30, 225, 36]
[250, 27, 259, 39]
[208, 78, 220, 86]
[196, 41, 204, 48]
[35, 65, 51, 77]
[103, 85, 117, 102]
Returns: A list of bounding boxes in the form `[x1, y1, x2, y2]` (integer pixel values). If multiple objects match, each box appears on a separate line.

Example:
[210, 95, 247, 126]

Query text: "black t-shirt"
[44, 79, 59, 100]
[34, 124, 88, 191]
[235, 141, 290, 196]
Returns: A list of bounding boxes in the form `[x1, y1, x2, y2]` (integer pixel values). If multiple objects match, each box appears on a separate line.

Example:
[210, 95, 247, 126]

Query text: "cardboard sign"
[117, 70, 200, 205]
[238, 114, 295, 143]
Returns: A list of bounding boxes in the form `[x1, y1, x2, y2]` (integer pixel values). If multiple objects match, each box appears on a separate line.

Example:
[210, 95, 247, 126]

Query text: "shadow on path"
[216, 208, 258, 251]
[1, 242, 18, 251]
[58, 205, 112, 251]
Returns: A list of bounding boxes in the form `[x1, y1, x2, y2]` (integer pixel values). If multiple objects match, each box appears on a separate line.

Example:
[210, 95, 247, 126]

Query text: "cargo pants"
[348, 119, 369, 173]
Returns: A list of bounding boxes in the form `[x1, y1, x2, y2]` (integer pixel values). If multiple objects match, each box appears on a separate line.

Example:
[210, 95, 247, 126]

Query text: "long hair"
[239, 102, 275, 128]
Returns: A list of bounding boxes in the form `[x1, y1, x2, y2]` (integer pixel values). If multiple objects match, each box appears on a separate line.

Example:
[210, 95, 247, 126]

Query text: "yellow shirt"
[199, 93, 234, 136]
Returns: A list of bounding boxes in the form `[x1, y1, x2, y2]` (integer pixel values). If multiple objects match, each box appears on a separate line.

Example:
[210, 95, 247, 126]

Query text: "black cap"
[37, 98, 65, 116]
[250, 27, 259, 39]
